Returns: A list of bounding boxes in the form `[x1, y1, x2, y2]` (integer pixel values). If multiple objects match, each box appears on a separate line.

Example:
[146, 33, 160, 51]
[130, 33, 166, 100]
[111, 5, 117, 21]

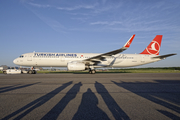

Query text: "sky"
[0, 0, 180, 68]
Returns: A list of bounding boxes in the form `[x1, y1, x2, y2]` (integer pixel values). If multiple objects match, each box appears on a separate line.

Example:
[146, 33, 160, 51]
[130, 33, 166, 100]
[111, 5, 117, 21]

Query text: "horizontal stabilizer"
[152, 53, 177, 59]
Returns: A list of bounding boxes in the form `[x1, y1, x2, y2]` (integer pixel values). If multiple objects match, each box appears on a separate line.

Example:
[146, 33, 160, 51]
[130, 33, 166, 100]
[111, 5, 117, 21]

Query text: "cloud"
[28, 3, 51, 8]
[56, 4, 97, 11]
[93, 3, 122, 14]
[27, 8, 67, 33]
[90, 21, 122, 26]
[90, 21, 108, 25]
[25, 1, 180, 34]
[28, 2, 97, 11]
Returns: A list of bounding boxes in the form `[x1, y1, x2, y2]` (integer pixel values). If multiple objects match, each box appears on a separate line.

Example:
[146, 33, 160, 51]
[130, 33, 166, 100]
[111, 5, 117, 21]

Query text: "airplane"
[13, 35, 176, 74]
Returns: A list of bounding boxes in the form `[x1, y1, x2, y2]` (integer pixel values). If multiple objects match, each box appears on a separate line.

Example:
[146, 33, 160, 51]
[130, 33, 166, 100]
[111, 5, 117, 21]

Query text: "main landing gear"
[89, 69, 96, 74]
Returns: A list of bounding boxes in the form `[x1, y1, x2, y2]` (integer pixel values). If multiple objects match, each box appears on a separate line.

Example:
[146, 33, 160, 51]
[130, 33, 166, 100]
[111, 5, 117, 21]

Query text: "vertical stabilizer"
[140, 35, 162, 55]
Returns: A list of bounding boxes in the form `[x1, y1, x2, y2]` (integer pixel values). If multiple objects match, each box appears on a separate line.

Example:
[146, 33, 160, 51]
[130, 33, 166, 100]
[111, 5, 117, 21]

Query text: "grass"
[106, 69, 180, 73]
[1, 67, 180, 74]
[37, 67, 180, 74]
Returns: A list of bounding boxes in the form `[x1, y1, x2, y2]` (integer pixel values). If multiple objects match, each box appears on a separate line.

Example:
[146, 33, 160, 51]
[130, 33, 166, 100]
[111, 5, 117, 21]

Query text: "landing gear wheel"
[33, 70, 36, 74]
[28, 70, 36, 74]
[28, 70, 32, 74]
[89, 69, 96, 74]
[92, 70, 96, 74]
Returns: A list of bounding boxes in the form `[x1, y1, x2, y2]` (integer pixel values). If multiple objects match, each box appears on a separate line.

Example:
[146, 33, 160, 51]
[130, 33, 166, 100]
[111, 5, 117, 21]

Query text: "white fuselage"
[13, 52, 161, 68]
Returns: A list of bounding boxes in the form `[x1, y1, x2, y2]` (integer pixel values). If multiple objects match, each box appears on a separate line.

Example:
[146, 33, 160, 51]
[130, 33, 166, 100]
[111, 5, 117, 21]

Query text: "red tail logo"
[140, 35, 162, 55]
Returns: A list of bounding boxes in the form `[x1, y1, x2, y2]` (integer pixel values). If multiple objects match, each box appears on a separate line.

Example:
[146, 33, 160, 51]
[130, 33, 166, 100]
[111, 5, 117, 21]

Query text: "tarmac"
[0, 73, 180, 120]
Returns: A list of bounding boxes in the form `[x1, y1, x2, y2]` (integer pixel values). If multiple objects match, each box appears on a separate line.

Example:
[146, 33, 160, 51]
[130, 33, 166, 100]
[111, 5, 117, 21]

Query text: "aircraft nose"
[13, 59, 17, 64]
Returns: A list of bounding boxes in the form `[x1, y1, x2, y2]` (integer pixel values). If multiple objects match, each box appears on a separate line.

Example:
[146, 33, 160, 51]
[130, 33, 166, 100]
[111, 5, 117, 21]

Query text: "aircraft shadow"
[41, 82, 82, 120]
[112, 80, 180, 120]
[0, 83, 40, 93]
[72, 88, 110, 120]
[1, 81, 72, 120]
[95, 82, 130, 120]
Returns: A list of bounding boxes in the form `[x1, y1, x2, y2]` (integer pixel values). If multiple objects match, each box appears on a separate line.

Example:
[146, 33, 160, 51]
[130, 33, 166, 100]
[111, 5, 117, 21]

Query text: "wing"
[83, 34, 135, 64]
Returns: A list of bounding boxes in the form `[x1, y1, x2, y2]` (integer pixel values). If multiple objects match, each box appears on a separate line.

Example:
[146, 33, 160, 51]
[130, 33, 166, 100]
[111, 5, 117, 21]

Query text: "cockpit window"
[19, 55, 24, 58]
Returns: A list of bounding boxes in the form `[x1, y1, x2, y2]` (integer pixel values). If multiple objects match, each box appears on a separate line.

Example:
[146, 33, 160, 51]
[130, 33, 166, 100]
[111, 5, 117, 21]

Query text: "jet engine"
[67, 61, 86, 71]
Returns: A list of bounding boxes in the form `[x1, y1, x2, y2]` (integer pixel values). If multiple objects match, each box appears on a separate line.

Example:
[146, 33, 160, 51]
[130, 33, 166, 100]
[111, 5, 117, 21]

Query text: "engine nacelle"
[67, 61, 85, 71]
